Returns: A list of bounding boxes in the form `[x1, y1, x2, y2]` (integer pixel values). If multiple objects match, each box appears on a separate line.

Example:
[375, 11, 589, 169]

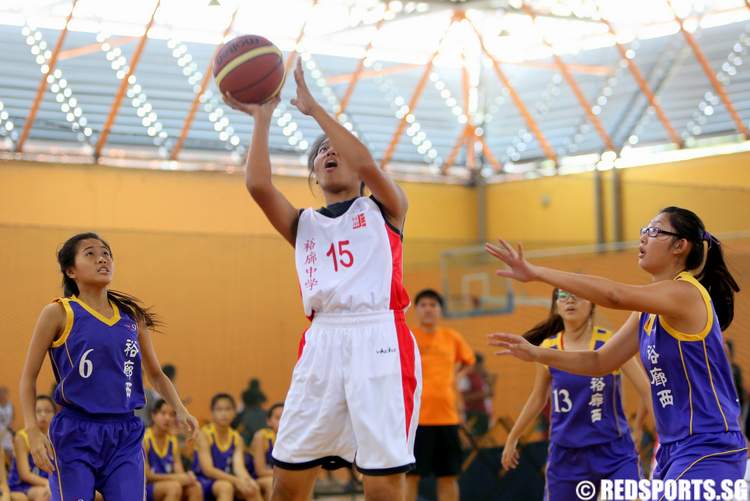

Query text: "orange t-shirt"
[412, 325, 475, 425]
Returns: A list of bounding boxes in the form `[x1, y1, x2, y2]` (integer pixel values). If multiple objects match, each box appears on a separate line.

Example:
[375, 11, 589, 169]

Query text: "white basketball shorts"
[272, 310, 422, 474]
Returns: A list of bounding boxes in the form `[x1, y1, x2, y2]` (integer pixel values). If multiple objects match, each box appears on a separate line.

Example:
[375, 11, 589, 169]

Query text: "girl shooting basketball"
[223, 59, 421, 501]
[18, 232, 199, 501]
[488, 207, 744, 484]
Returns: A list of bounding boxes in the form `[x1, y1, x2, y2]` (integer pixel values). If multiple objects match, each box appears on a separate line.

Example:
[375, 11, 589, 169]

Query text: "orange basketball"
[213, 35, 285, 104]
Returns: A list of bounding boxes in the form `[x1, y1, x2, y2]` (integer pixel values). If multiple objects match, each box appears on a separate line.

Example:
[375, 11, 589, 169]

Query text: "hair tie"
[702, 230, 715, 250]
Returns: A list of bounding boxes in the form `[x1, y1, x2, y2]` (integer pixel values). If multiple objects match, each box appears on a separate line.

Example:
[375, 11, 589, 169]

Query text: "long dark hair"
[307, 134, 365, 196]
[57, 232, 161, 330]
[661, 207, 740, 330]
[523, 289, 595, 346]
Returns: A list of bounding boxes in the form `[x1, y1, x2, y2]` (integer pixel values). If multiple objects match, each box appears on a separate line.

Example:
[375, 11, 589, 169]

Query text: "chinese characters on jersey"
[123, 336, 139, 399]
[303, 239, 318, 291]
[589, 377, 606, 423]
[646, 344, 674, 408]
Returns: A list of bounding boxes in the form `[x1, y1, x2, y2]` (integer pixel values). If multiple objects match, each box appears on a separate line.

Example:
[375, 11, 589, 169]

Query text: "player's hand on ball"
[222, 92, 280, 122]
[488, 333, 538, 362]
[501, 436, 520, 470]
[177, 410, 200, 441]
[485, 239, 539, 283]
[290, 59, 322, 116]
[27, 425, 55, 474]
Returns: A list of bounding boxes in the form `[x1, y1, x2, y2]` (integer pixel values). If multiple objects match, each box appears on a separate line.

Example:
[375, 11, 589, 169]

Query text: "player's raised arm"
[223, 93, 299, 246]
[289, 59, 407, 230]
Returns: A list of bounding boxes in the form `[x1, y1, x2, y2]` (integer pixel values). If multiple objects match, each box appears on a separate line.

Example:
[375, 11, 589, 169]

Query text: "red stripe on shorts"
[394, 310, 417, 439]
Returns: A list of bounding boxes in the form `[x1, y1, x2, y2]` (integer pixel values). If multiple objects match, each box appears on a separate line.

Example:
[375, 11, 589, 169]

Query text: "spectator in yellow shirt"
[407, 289, 475, 501]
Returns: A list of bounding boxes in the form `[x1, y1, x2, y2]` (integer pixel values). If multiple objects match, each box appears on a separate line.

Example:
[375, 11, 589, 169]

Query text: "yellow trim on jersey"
[677, 341, 694, 435]
[205, 424, 239, 453]
[660, 272, 714, 342]
[657, 446, 748, 501]
[17, 429, 30, 449]
[546, 327, 620, 374]
[214, 45, 283, 88]
[51, 298, 75, 348]
[48, 433, 64, 500]
[144, 428, 174, 458]
[70, 296, 121, 326]
[703, 340, 729, 432]
[540, 333, 560, 371]
[643, 314, 656, 337]
[539, 334, 560, 350]
[47, 353, 68, 405]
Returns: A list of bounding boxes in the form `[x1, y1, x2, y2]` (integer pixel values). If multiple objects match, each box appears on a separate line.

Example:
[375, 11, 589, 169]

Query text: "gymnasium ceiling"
[0, 0, 749, 182]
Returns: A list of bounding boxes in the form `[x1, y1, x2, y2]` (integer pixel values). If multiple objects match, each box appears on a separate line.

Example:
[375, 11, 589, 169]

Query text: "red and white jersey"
[295, 196, 409, 317]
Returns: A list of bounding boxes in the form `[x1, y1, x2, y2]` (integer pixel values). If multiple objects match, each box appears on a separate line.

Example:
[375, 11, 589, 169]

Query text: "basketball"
[213, 35, 285, 104]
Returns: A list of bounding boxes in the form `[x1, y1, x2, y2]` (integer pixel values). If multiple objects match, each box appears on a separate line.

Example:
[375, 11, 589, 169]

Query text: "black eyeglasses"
[640, 226, 681, 238]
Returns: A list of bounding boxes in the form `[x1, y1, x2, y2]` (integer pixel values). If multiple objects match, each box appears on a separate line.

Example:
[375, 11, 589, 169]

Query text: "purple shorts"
[652, 431, 746, 483]
[545, 434, 641, 501]
[49, 407, 145, 501]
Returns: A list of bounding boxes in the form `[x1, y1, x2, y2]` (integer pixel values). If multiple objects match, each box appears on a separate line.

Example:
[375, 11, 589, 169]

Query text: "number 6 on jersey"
[79, 348, 94, 378]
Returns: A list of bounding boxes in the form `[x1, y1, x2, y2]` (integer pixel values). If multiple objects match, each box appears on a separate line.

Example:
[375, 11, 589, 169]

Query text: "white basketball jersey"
[295, 197, 409, 317]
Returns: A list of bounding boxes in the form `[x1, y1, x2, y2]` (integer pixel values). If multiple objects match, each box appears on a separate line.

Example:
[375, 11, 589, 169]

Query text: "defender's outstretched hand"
[488, 332, 538, 362]
[485, 240, 539, 282]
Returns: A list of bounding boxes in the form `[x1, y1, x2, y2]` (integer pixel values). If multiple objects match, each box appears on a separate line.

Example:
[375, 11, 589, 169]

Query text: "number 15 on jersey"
[326, 240, 354, 272]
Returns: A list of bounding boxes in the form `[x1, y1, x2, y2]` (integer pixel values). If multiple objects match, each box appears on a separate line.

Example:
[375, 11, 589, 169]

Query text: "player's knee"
[187, 482, 203, 498]
[166, 480, 182, 496]
[363, 475, 404, 501]
[29, 487, 51, 501]
[272, 477, 306, 500]
[214, 479, 234, 495]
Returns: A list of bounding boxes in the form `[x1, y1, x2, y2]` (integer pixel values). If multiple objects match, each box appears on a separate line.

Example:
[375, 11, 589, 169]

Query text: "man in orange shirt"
[407, 289, 475, 501]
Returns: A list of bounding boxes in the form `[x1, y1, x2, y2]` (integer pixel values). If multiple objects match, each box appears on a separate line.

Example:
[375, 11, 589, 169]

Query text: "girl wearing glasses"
[488, 207, 744, 486]
[501, 288, 652, 500]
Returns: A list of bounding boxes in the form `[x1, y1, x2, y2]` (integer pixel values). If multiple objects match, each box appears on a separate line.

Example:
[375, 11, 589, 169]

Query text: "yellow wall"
[486, 172, 599, 246]
[0, 160, 476, 422]
[619, 151, 750, 240]
[1, 148, 749, 427]
[486, 150, 750, 247]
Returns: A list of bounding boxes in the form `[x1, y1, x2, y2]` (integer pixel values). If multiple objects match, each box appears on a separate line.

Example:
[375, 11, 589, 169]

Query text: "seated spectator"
[144, 399, 202, 501]
[247, 403, 283, 501]
[193, 394, 261, 501]
[0, 387, 14, 458]
[7, 396, 55, 501]
[1, 444, 11, 501]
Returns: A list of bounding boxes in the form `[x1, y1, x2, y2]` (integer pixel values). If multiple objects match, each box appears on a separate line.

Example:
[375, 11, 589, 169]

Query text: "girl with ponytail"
[487, 207, 744, 488]
[502, 289, 652, 500]
[19, 232, 199, 501]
